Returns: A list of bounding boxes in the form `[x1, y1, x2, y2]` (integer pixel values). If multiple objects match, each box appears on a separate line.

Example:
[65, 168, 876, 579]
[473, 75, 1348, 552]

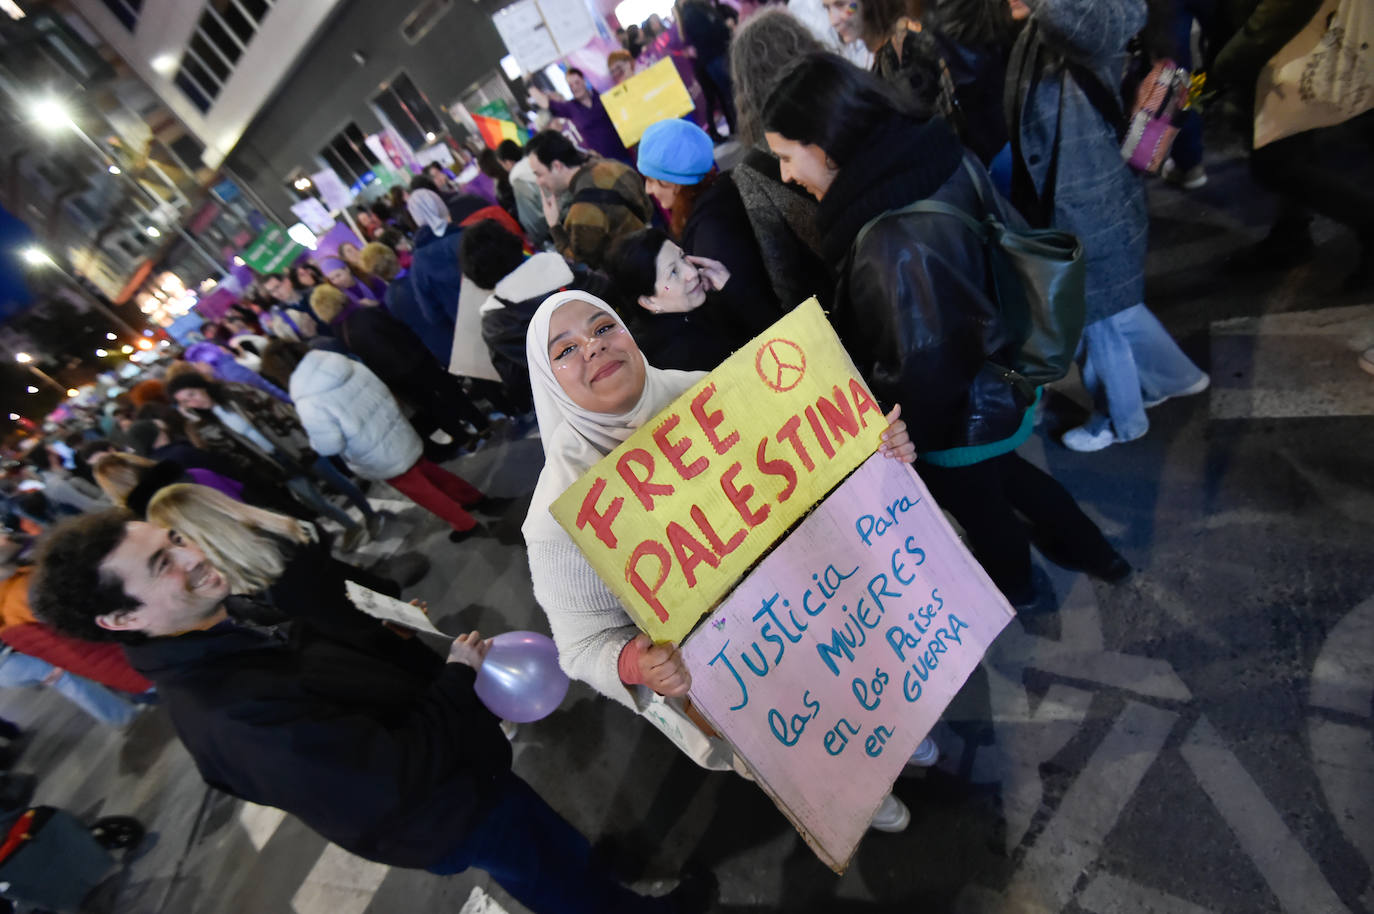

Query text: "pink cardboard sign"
[681, 452, 1015, 871]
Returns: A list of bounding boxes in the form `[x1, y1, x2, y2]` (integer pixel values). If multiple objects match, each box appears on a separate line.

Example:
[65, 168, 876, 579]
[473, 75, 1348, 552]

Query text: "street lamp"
[20, 248, 50, 267]
[66, 388, 79, 398]
[17, 245, 144, 339]
[25, 386, 37, 394]
[30, 97, 73, 130]
[14, 352, 31, 364]
[106, 332, 117, 341]
[95, 348, 108, 357]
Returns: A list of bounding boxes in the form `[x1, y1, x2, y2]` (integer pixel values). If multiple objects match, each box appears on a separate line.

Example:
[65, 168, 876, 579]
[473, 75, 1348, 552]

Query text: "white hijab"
[406, 188, 450, 238]
[522, 290, 703, 544]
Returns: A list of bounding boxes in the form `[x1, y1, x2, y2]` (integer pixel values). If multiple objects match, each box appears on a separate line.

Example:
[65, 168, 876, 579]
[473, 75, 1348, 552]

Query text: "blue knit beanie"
[637, 119, 715, 186]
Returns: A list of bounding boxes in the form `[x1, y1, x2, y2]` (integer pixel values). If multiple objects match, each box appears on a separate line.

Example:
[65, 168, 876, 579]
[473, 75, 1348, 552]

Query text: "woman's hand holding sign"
[620, 631, 692, 696]
[878, 404, 916, 463]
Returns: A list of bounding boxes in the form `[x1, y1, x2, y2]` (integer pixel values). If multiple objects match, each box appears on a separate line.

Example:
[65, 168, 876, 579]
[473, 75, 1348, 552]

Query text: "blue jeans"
[1169, 0, 1205, 171]
[428, 774, 674, 914]
[0, 649, 138, 727]
[311, 457, 376, 520]
[1079, 303, 1206, 441]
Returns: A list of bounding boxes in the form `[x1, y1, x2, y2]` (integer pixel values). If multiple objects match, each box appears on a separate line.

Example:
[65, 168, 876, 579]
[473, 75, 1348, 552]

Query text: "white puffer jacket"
[289, 350, 422, 480]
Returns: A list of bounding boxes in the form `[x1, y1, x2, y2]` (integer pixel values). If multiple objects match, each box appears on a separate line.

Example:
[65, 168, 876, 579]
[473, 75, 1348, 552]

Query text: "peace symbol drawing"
[755, 338, 807, 392]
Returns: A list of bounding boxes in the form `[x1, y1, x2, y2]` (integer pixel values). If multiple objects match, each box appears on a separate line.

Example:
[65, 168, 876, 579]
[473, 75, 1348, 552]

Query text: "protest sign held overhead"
[551, 298, 887, 643]
[601, 58, 696, 148]
[681, 453, 1016, 872]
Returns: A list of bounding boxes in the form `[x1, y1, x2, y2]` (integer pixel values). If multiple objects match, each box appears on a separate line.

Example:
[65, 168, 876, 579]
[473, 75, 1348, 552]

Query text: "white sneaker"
[869, 793, 910, 833]
[1360, 348, 1374, 376]
[907, 737, 939, 767]
[1143, 373, 1210, 408]
[1162, 160, 1208, 190]
[1062, 425, 1117, 452]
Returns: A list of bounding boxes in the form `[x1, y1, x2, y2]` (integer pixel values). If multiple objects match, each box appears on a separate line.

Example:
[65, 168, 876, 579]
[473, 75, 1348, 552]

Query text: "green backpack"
[856, 157, 1086, 401]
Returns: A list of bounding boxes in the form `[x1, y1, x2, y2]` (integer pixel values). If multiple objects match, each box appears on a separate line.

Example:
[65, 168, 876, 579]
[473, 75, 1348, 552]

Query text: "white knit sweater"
[527, 535, 646, 712]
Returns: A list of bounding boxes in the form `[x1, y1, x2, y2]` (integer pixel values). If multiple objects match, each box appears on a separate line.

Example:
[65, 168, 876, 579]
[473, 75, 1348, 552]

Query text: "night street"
[4, 140, 1370, 914]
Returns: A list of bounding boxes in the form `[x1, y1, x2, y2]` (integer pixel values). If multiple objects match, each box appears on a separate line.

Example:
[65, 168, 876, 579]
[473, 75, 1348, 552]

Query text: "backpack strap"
[1063, 59, 1128, 143]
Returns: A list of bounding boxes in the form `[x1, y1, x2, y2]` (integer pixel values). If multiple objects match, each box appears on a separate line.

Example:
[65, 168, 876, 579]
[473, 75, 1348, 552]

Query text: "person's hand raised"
[686, 255, 730, 292]
[878, 404, 916, 463]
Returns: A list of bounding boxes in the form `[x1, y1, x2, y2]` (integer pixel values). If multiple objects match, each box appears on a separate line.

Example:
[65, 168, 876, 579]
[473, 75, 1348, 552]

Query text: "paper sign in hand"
[601, 58, 696, 148]
[681, 453, 1016, 872]
[551, 298, 887, 643]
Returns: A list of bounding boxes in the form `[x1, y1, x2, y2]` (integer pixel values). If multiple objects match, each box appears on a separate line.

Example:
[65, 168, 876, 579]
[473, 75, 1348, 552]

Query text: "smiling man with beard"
[27, 510, 713, 914]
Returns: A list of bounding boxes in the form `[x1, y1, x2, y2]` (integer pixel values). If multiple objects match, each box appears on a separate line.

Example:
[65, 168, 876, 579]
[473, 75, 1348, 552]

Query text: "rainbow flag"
[472, 113, 523, 149]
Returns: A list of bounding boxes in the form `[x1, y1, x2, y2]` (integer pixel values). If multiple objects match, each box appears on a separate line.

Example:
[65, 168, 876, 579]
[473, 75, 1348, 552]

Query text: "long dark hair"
[762, 53, 912, 168]
[928, 0, 1015, 47]
[607, 227, 671, 317]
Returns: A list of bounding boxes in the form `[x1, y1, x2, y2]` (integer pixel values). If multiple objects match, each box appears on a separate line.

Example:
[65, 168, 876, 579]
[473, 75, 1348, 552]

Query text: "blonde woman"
[145, 484, 408, 631]
[92, 452, 243, 516]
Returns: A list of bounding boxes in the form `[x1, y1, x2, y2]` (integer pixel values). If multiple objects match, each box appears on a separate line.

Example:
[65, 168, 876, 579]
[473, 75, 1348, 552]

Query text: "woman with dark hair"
[1005, 0, 1207, 452]
[636, 119, 783, 322]
[606, 228, 752, 371]
[762, 52, 1128, 612]
[857, 0, 957, 121]
[925, 0, 1017, 163]
[477, 147, 517, 219]
[292, 262, 326, 294]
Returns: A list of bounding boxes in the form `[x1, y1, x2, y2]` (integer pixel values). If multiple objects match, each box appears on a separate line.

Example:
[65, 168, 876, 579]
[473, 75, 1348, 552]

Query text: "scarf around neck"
[815, 114, 965, 264]
[521, 290, 703, 544]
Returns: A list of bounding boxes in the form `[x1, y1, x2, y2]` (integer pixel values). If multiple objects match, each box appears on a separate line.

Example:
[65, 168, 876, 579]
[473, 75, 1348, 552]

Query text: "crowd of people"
[3, 0, 1369, 911]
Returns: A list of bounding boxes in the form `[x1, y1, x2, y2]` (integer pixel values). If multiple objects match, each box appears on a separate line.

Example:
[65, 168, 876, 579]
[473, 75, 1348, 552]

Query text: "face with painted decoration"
[547, 299, 647, 415]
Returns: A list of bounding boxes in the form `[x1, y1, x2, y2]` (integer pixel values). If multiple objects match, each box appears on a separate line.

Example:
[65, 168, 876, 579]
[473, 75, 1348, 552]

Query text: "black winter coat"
[817, 115, 1029, 458]
[681, 173, 787, 336]
[334, 305, 449, 401]
[126, 545, 511, 868]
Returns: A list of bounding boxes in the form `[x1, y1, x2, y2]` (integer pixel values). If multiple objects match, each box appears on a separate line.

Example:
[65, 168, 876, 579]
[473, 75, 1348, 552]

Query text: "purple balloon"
[474, 631, 570, 723]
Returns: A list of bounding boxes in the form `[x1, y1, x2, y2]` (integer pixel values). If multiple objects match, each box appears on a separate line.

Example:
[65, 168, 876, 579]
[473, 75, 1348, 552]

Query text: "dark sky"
[0, 205, 37, 322]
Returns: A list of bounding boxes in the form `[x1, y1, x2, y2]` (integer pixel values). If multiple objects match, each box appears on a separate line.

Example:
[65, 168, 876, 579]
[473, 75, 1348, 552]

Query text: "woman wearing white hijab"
[406, 188, 452, 250]
[522, 291, 933, 828]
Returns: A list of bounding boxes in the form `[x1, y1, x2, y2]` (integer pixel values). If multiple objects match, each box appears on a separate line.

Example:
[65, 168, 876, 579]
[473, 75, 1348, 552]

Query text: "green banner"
[241, 225, 303, 274]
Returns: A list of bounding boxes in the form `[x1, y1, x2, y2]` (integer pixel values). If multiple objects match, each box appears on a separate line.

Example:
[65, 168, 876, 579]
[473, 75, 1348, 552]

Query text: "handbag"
[1253, 0, 1374, 148]
[1068, 56, 1193, 175]
[854, 157, 1087, 395]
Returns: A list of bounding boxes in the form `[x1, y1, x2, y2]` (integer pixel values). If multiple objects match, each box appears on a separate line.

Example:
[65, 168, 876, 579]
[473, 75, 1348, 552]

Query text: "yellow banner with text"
[551, 298, 887, 643]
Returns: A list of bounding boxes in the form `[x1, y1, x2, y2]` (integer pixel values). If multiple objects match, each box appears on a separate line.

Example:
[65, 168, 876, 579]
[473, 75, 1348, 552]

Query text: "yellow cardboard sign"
[551, 298, 887, 643]
[601, 57, 695, 148]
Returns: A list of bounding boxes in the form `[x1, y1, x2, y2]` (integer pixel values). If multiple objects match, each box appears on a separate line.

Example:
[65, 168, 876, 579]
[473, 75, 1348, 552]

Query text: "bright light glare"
[286, 223, 317, 250]
[136, 339, 153, 351]
[106, 332, 117, 341]
[151, 55, 178, 76]
[7, 414, 18, 422]
[232, 256, 245, 266]
[20, 247, 51, 267]
[30, 97, 72, 129]
[145, 226, 161, 238]
[65, 388, 79, 398]
[95, 348, 108, 357]
[425, 132, 436, 142]
[121, 344, 134, 354]
[107, 164, 121, 175]
[14, 352, 32, 364]
[25, 386, 37, 394]
[614, 0, 674, 30]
